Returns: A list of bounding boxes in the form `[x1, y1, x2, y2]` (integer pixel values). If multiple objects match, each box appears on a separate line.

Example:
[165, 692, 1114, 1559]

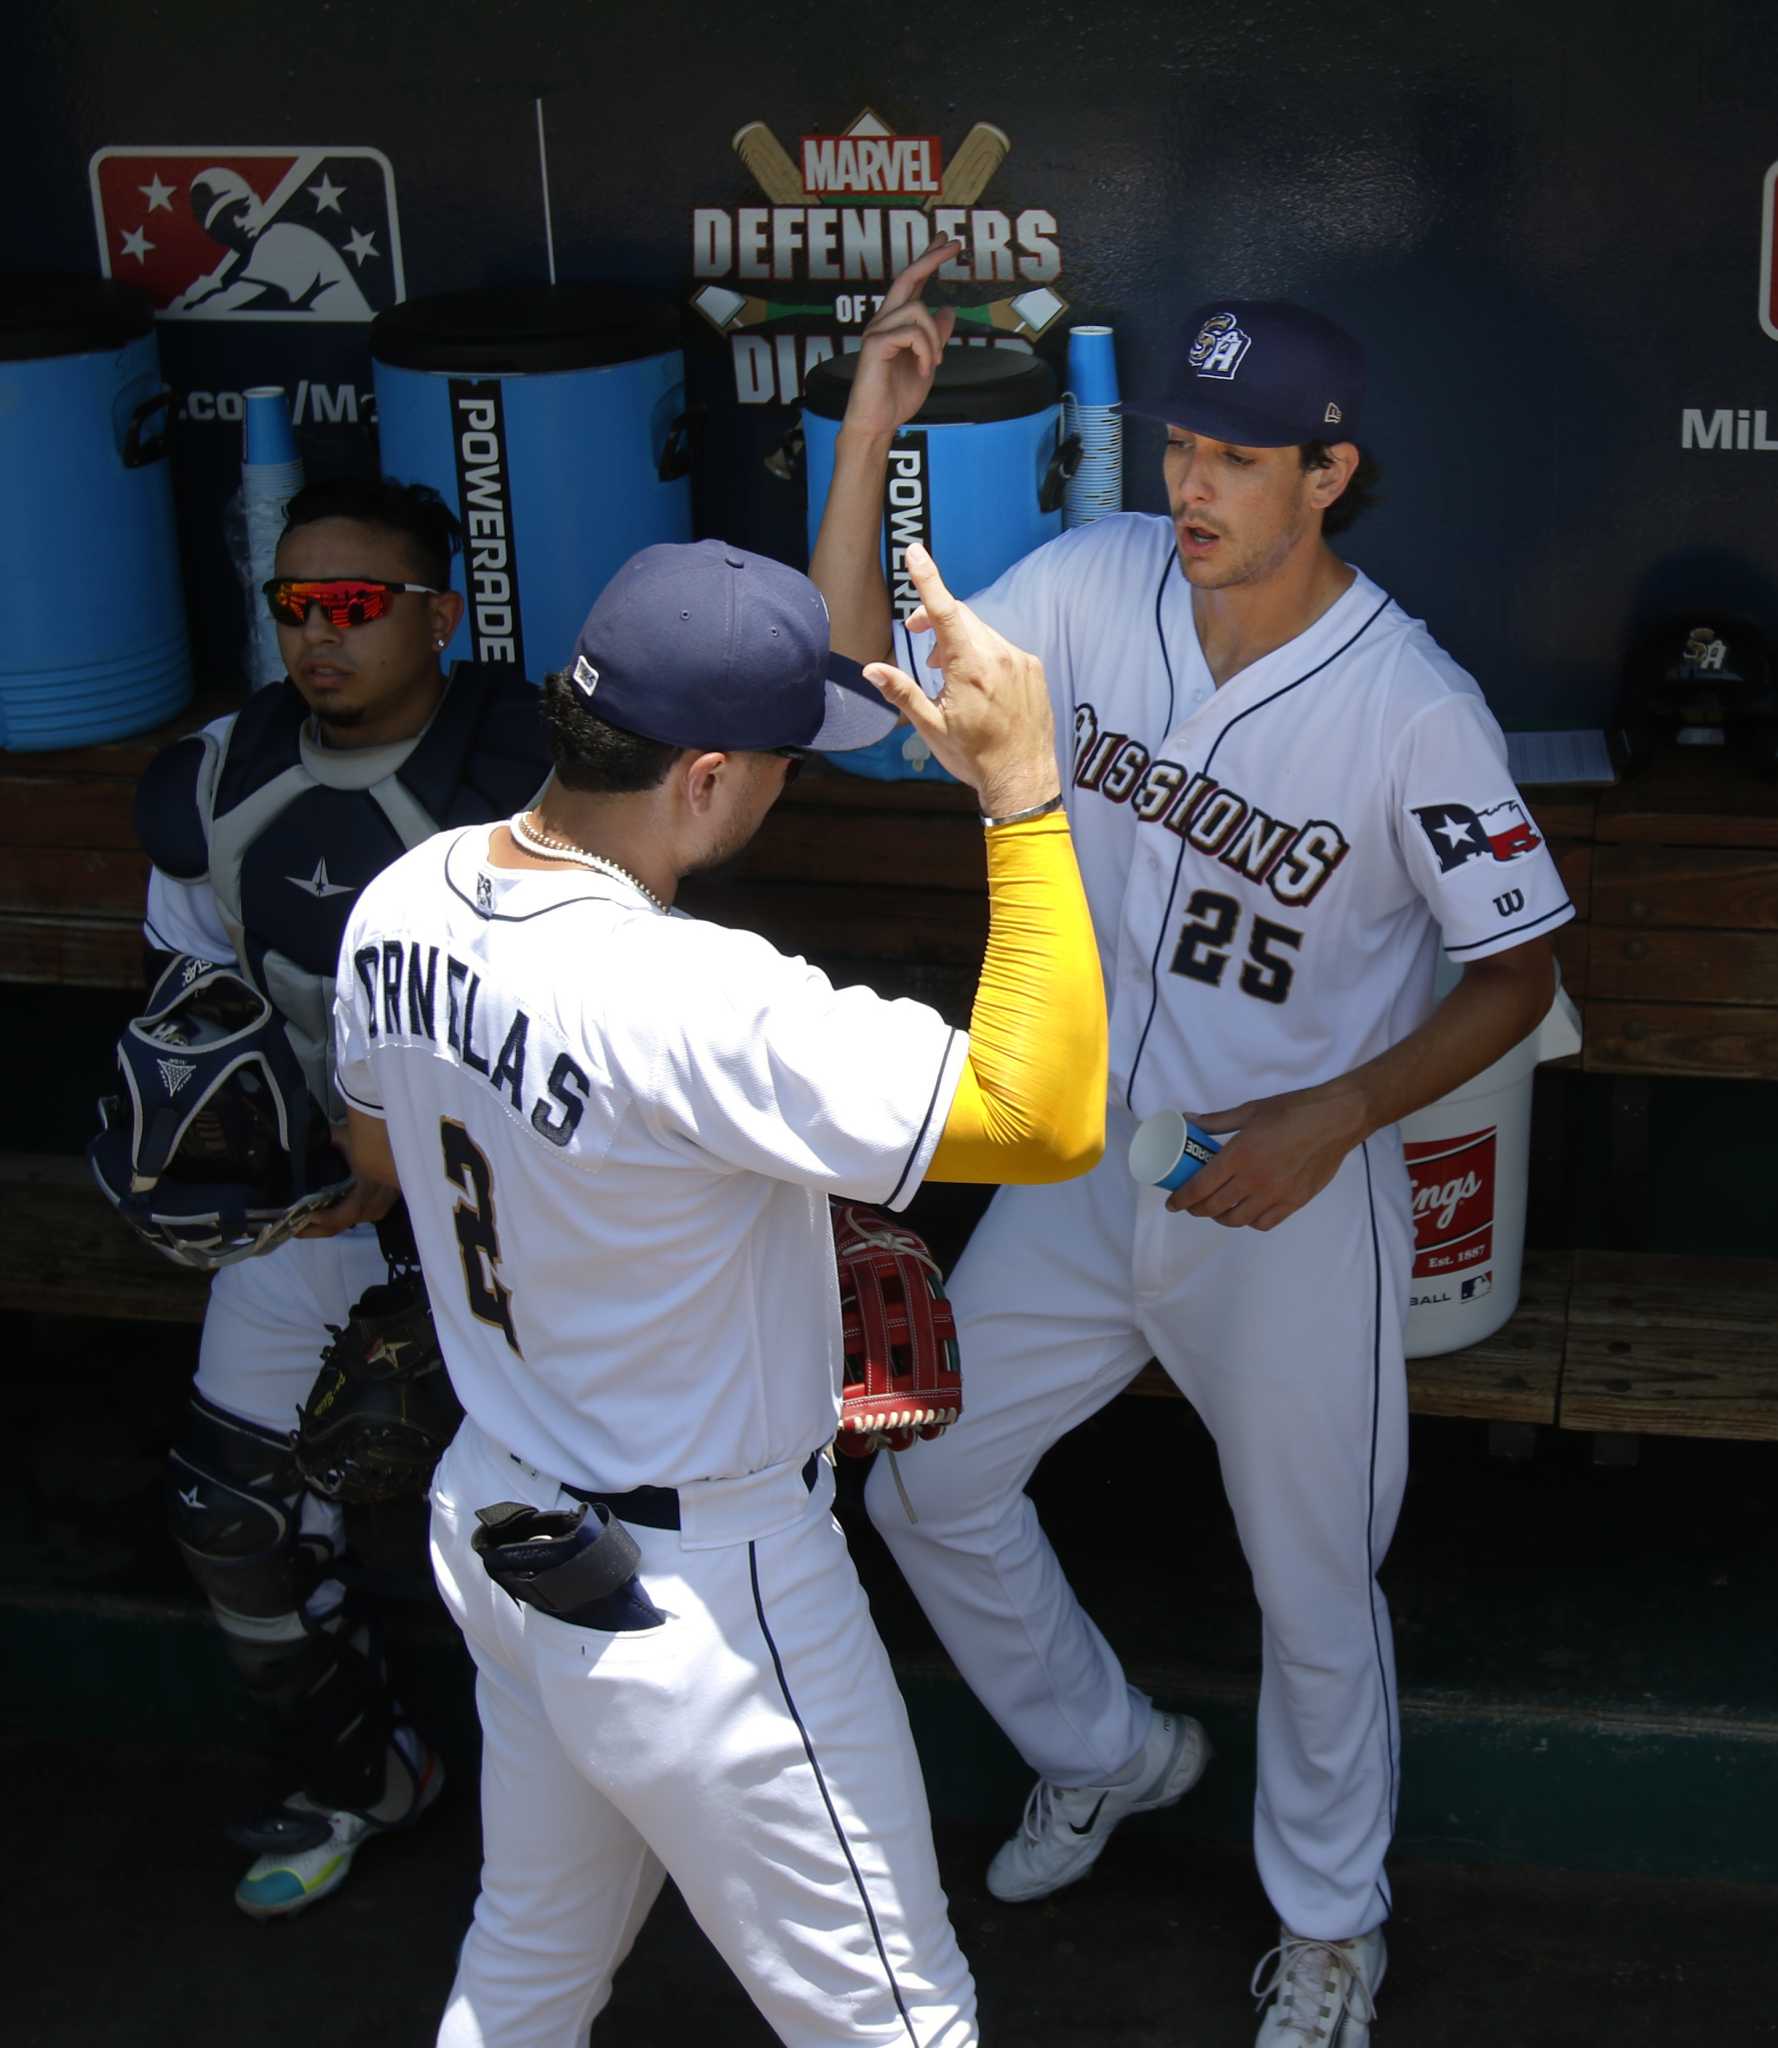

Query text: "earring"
[434, 637, 446, 649]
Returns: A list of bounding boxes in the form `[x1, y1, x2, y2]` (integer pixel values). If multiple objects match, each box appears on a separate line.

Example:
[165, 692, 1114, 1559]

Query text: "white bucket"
[1399, 966, 1582, 1357]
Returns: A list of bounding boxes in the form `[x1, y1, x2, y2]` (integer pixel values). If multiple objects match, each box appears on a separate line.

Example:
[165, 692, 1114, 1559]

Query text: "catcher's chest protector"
[137, 668, 548, 1111]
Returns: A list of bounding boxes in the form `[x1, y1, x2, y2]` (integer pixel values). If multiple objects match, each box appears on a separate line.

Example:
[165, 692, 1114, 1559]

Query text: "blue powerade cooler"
[0, 274, 191, 750]
[371, 286, 692, 682]
[803, 347, 1069, 781]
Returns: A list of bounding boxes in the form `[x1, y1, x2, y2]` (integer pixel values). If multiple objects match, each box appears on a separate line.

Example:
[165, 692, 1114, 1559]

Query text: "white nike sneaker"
[985, 1710, 1211, 1903]
[1251, 1926, 1386, 2046]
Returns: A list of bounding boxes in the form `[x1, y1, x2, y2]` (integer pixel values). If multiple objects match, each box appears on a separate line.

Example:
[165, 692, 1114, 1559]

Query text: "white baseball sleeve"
[1393, 694, 1576, 961]
[632, 923, 969, 1210]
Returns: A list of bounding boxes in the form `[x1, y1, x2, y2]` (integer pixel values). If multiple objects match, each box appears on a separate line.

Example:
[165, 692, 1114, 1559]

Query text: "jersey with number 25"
[899, 513, 1574, 1120]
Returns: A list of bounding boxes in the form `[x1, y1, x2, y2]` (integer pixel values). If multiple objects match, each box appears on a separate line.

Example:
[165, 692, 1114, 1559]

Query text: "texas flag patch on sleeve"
[1412, 798, 1543, 874]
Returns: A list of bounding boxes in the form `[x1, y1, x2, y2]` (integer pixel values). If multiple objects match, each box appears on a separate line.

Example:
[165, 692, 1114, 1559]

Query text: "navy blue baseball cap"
[566, 540, 899, 752]
[1124, 301, 1366, 448]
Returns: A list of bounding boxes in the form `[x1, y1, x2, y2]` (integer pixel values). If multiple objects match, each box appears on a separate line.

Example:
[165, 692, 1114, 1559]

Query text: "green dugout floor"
[9, 1309, 1778, 1891]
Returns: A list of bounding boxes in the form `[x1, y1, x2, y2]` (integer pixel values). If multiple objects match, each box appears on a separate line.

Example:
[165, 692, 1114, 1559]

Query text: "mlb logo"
[1460, 1272, 1493, 1302]
[89, 146, 404, 322]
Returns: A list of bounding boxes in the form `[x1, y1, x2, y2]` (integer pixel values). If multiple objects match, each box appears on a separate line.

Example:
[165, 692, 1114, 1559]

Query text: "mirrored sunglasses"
[262, 577, 442, 630]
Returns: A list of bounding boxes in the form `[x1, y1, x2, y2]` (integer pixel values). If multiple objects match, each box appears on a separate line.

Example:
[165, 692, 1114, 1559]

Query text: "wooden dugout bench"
[3, 699, 1775, 1442]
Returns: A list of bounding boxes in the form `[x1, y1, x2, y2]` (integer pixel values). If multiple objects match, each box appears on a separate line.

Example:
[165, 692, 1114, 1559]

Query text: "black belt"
[518, 1452, 822, 1532]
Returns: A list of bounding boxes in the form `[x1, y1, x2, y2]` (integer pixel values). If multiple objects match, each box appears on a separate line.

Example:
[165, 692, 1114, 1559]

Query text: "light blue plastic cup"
[243, 386, 299, 466]
[1127, 1110, 1223, 1191]
[1066, 325, 1119, 407]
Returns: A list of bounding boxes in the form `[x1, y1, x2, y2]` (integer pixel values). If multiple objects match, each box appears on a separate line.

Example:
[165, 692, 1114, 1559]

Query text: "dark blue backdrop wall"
[12, 0, 1778, 725]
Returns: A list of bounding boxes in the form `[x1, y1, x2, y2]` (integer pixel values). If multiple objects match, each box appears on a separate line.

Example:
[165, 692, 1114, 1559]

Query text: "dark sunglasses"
[771, 745, 812, 785]
[262, 577, 443, 629]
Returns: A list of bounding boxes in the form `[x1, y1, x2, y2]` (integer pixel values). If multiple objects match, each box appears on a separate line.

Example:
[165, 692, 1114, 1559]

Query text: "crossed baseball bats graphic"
[718, 118, 1067, 341]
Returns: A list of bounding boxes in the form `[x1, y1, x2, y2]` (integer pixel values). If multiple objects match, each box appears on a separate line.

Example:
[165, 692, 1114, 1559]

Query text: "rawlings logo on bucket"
[1403, 1126, 1496, 1277]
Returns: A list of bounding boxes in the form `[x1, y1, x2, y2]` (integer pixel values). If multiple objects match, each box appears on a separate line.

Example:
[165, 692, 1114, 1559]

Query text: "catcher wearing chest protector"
[93, 475, 551, 1923]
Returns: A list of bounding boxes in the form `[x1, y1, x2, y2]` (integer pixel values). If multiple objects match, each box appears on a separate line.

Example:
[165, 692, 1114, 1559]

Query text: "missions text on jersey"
[897, 513, 1574, 1118]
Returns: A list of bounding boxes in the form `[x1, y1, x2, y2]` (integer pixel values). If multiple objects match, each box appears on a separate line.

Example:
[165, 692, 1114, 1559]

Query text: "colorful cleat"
[232, 1728, 444, 1921]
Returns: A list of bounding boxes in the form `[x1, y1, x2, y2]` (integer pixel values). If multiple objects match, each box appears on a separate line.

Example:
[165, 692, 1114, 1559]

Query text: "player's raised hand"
[843, 241, 964, 439]
[863, 542, 1057, 818]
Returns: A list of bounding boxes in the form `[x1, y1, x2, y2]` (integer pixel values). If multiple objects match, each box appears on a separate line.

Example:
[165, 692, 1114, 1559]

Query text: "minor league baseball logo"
[1189, 312, 1251, 380]
[89, 146, 404, 323]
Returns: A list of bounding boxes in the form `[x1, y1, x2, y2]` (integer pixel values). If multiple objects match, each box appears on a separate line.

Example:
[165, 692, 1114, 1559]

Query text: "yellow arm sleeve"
[927, 809, 1108, 1185]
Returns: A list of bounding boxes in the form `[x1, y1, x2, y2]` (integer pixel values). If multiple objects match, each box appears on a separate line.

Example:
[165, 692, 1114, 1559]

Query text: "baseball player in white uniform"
[811, 248, 1575, 2044]
[331, 537, 1109, 2047]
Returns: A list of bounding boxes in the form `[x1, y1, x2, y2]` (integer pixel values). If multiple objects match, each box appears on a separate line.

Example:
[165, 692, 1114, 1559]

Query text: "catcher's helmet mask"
[89, 956, 351, 1270]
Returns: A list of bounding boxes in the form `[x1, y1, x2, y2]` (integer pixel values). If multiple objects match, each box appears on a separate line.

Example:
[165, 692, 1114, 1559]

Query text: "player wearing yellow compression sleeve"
[929, 809, 1106, 1185]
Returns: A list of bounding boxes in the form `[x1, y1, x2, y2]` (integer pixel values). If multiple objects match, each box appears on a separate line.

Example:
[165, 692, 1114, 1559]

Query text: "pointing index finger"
[902, 542, 959, 630]
[880, 239, 964, 312]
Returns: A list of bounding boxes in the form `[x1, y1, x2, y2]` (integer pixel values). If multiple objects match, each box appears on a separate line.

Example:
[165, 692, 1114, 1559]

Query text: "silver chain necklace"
[508, 811, 667, 914]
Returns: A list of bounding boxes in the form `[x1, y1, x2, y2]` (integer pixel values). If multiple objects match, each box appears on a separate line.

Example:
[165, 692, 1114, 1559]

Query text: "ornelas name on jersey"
[349, 937, 591, 1148]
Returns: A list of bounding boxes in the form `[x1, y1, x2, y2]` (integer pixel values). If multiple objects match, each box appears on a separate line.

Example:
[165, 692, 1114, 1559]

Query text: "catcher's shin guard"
[169, 1392, 329, 1634]
[167, 1393, 393, 1804]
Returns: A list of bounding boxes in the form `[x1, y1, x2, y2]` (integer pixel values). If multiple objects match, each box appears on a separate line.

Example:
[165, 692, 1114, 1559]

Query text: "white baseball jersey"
[333, 826, 968, 1494]
[900, 512, 1574, 1120]
[875, 510, 1577, 1948]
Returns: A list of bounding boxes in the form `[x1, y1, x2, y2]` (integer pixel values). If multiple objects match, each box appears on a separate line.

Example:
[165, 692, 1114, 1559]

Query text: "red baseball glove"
[832, 1201, 962, 1457]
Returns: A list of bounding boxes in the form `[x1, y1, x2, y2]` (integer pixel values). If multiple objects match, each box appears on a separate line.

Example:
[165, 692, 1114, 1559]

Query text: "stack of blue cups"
[240, 387, 304, 689]
[1062, 324, 1123, 529]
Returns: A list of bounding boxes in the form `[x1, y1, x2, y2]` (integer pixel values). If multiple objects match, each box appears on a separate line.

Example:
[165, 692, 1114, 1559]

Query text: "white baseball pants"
[196, 1226, 388, 1432]
[867, 1109, 1412, 1940]
[430, 1417, 978, 2048]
